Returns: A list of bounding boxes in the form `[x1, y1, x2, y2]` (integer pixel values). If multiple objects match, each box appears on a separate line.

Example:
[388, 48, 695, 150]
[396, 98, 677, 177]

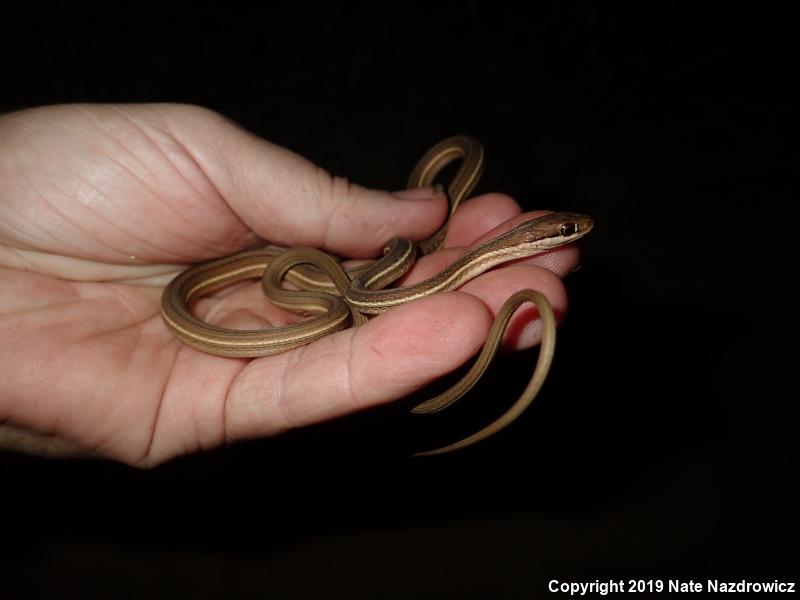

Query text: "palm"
[0, 105, 266, 464]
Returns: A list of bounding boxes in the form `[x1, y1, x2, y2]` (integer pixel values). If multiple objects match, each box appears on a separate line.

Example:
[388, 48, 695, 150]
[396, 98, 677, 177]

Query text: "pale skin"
[0, 104, 580, 467]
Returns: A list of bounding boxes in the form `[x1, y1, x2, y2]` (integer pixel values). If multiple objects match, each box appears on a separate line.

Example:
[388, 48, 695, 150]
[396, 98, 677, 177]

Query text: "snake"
[160, 136, 594, 455]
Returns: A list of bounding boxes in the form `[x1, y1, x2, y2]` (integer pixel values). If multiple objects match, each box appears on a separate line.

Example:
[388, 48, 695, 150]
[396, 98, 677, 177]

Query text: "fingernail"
[392, 186, 443, 201]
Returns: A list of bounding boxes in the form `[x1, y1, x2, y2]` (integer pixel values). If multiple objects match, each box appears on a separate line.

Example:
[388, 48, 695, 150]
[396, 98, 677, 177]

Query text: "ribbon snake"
[161, 136, 593, 455]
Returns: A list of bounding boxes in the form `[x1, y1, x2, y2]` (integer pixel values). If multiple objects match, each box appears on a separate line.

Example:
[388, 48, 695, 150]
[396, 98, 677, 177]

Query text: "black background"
[2, 3, 797, 597]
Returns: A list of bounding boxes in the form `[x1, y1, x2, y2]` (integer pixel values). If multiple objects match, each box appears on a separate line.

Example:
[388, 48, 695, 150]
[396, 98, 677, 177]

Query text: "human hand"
[0, 104, 581, 466]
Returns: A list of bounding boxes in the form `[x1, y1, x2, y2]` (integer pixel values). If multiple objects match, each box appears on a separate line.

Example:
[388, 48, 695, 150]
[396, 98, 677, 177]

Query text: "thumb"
[174, 107, 447, 257]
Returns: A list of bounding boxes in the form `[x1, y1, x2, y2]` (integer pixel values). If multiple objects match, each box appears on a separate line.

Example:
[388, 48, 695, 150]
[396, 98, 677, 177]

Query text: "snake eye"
[559, 223, 577, 236]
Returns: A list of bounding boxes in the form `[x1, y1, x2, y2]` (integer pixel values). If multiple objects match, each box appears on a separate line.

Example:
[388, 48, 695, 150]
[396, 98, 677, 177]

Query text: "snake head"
[518, 212, 594, 247]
